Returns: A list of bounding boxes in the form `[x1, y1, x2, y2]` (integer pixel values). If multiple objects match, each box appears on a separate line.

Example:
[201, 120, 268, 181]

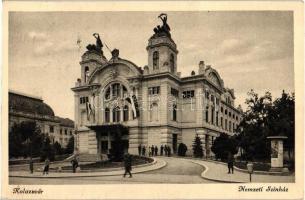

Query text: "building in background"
[72, 14, 242, 158]
[9, 90, 75, 147]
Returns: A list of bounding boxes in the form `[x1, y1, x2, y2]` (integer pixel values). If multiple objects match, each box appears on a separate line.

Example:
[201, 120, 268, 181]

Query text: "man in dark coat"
[164, 145, 168, 156]
[168, 147, 171, 157]
[142, 146, 146, 156]
[138, 144, 142, 156]
[160, 145, 164, 156]
[123, 153, 132, 178]
[43, 158, 50, 175]
[71, 157, 78, 173]
[227, 152, 234, 174]
[154, 146, 158, 156]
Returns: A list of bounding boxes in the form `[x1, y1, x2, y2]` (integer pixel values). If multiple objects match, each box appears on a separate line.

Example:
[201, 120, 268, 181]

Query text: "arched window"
[123, 105, 129, 121]
[105, 87, 110, 100]
[112, 83, 120, 98]
[113, 107, 120, 122]
[170, 54, 175, 73]
[105, 108, 110, 123]
[84, 66, 89, 83]
[173, 104, 177, 121]
[153, 51, 159, 70]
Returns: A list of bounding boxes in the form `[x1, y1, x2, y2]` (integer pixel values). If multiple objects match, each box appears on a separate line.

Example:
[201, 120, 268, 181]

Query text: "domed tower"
[146, 14, 178, 75]
[80, 33, 108, 85]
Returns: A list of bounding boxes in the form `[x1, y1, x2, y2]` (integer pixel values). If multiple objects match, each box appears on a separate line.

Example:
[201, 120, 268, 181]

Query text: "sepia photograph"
[2, 1, 304, 199]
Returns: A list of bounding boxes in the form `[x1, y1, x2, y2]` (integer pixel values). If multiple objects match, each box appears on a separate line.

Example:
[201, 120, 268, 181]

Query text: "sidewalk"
[9, 158, 166, 178]
[191, 160, 295, 183]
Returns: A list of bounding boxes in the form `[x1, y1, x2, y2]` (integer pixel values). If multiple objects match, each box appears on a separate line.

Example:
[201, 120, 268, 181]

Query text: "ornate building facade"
[9, 90, 75, 147]
[72, 14, 242, 157]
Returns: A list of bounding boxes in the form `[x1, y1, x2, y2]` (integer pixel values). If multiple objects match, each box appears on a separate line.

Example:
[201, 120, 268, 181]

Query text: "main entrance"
[88, 124, 129, 155]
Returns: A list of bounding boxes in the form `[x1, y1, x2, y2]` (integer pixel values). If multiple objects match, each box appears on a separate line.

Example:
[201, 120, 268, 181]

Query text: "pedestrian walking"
[151, 145, 154, 156]
[142, 146, 146, 156]
[164, 145, 168, 156]
[154, 146, 158, 156]
[43, 157, 50, 175]
[227, 152, 234, 174]
[160, 145, 164, 156]
[148, 146, 151, 157]
[138, 144, 142, 156]
[29, 158, 34, 174]
[168, 147, 171, 157]
[123, 153, 132, 178]
[71, 157, 79, 173]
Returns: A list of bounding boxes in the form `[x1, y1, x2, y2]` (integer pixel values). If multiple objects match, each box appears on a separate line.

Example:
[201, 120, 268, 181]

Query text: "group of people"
[29, 156, 79, 175]
[138, 144, 172, 157]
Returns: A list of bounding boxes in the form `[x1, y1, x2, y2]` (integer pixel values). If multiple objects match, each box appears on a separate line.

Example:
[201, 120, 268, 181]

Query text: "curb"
[204, 159, 290, 176]
[190, 160, 246, 183]
[9, 159, 167, 179]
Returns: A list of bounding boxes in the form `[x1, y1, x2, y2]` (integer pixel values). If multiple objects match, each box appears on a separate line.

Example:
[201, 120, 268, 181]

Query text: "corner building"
[72, 16, 242, 158]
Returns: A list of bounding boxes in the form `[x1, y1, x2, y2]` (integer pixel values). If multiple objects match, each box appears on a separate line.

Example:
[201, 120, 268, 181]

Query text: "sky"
[9, 11, 294, 120]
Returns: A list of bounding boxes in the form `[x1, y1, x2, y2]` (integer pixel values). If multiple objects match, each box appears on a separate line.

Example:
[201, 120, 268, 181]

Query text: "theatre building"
[72, 14, 242, 158]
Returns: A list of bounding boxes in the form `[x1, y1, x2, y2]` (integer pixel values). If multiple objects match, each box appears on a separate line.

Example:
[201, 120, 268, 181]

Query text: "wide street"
[9, 157, 213, 184]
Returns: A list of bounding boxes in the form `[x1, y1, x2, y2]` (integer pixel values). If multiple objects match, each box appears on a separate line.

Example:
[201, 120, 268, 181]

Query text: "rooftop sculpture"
[86, 33, 103, 54]
[153, 13, 171, 37]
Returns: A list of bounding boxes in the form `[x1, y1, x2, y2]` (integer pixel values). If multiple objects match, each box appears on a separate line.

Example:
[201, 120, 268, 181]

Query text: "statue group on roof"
[153, 13, 171, 37]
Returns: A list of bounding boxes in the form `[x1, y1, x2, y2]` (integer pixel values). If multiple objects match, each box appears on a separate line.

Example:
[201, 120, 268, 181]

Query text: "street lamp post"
[247, 162, 253, 182]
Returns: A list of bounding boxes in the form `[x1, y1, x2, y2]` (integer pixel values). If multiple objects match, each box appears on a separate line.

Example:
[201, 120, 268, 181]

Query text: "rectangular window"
[183, 90, 194, 99]
[80, 97, 89, 104]
[60, 129, 62, 135]
[216, 98, 220, 105]
[65, 129, 67, 135]
[216, 111, 219, 126]
[225, 119, 227, 130]
[211, 107, 214, 124]
[205, 109, 209, 123]
[211, 95, 214, 102]
[148, 86, 160, 95]
[221, 117, 223, 128]
[221, 107, 223, 113]
[229, 112, 231, 117]
[171, 88, 179, 97]
[229, 121, 231, 132]
[49, 126, 54, 133]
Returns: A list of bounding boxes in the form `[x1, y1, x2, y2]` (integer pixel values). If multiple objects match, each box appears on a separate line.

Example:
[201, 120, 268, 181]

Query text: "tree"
[9, 121, 44, 158]
[178, 143, 188, 156]
[236, 90, 295, 161]
[235, 90, 273, 160]
[53, 141, 64, 155]
[40, 136, 55, 161]
[192, 134, 203, 158]
[65, 136, 74, 154]
[266, 91, 295, 160]
[211, 133, 238, 161]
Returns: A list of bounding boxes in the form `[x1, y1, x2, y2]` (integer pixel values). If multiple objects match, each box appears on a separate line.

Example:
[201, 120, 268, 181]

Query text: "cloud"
[33, 39, 77, 56]
[28, 31, 48, 41]
[217, 38, 253, 56]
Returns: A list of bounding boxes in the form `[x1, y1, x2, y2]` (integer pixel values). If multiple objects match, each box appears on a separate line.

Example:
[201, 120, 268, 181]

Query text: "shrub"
[192, 134, 203, 158]
[178, 143, 187, 156]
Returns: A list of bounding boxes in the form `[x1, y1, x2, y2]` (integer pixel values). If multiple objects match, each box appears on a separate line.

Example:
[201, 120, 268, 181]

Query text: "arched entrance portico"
[88, 124, 129, 158]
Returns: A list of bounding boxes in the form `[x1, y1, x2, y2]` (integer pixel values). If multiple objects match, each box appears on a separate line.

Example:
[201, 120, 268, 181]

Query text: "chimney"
[198, 61, 205, 74]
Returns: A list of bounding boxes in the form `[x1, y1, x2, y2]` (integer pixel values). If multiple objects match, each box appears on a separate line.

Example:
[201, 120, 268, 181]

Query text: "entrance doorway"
[172, 134, 178, 154]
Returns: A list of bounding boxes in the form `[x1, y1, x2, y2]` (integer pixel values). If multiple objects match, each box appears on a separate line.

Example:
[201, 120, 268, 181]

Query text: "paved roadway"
[10, 157, 213, 184]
